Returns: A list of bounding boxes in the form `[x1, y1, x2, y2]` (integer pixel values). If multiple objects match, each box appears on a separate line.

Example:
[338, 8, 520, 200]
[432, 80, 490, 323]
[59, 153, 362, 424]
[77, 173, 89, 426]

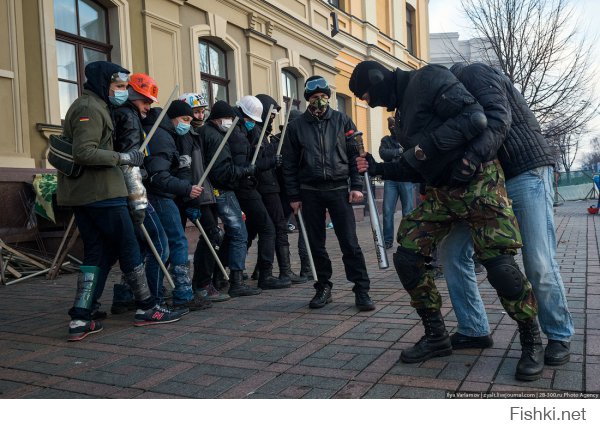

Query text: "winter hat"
[166, 100, 194, 119]
[208, 100, 236, 120]
[349, 61, 394, 98]
[304, 75, 331, 100]
[128, 86, 149, 102]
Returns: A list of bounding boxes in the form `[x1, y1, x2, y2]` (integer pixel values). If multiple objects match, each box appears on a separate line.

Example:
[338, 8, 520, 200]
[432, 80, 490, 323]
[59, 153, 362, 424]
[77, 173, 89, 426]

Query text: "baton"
[139, 84, 179, 154]
[251, 104, 274, 166]
[139, 223, 176, 290]
[297, 209, 317, 281]
[194, 219, 229, 281]
[196, 116, 240, 187]
[276, 103, 294, 156]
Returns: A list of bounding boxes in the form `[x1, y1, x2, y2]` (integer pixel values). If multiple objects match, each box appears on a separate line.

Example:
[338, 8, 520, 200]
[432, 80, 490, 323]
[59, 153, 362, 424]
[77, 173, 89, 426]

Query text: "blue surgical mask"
[109, 90, 129, 106]
[244, 121, 255, 132]
[175, 122, 191, 136]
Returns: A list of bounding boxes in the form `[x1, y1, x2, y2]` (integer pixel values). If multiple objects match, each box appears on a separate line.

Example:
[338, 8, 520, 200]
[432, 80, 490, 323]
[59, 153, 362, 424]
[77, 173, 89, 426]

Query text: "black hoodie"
[83, 61, 129, 104]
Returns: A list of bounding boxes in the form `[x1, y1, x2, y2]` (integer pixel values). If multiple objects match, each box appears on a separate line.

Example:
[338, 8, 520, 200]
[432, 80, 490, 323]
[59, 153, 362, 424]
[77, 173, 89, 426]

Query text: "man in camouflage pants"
[350, 60, 544, 381]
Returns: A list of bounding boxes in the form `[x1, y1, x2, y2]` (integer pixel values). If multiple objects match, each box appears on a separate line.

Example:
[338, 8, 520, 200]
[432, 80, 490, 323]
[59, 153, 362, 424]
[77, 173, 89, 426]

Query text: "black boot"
[299, 255, 314, 281]
[228, 270, 262, 297]
[213, 268, 230, 292]
[309, 283, 332, 308]
[276, 245, 307, 284]
[400, 309, 452, 363]
[258, 266, 291, 289]
[516, 319, 544, 381]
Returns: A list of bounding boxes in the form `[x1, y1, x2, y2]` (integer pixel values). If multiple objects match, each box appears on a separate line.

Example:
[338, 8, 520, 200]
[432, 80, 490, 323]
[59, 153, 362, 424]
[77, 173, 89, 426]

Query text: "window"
[281, 70, 301, 110]
[336, 94, 349, 117]
[199, 40, 229, 106]
[406, 5, 416, 56]
[329, 0, 342, 9]
[54, 0, 111, 118]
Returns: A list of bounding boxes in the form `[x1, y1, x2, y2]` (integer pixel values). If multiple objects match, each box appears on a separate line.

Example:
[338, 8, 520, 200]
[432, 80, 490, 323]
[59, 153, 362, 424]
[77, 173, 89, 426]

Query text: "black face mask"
[367, 80, 396, 110]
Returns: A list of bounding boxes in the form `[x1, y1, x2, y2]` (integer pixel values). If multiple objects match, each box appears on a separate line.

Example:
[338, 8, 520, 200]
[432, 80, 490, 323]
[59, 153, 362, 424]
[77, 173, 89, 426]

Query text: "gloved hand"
[275, 154, 283, 167]
[118, 150, 145, 167]
[242, 164, 256, 176]
[185, 207, 201, 222]
[449, 157, 478, 187]
[129, 208, 146, 226]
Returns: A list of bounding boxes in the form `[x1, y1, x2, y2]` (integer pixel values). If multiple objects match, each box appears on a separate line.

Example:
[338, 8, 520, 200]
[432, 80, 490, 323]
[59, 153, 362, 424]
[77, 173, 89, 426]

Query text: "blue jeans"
[138, 203, 169, 304]
[149, 195, 193, 304]
[216, 191, 248, 271]
[439, 166, 574, 341]
[382, 180, 415, 245]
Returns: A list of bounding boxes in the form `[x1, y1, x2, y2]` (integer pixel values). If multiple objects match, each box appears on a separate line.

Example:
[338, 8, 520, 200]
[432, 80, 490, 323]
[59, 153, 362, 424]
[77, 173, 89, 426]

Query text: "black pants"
[237, 191, 276, 270]
[249, 192, 289, 248]
[71, 204, 143, 319]
[301, 188, 370, 292]
[279, 183, 308, 261]
[192, 204, 221, 288]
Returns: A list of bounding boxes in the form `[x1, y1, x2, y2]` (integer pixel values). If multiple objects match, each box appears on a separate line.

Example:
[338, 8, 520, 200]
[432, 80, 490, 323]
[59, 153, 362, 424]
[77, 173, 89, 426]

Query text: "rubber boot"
[515, 319, 544, 381]
[111, 277, 136, 314]
[276, 245, 307, 284]
[400, 309, 452, 363]
[228, 270, 262, 297]
[257, 266, 291, 289]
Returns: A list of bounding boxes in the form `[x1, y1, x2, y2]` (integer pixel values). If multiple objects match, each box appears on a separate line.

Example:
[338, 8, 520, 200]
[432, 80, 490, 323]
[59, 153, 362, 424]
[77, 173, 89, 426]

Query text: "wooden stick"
[139, 224, 176, 290]
[0, 239, 46, 270]
[47, 227, 79, 280]
[276, 102, 294, 156]
[251, 104, 274, 165]
[6, 264, 22, 279]
[194, 219, 229, 280]
[196, 116, 240, 187]
[139, 84, 179, 154]
[48, 215, 75, 275]
[7, 262, 70, 286]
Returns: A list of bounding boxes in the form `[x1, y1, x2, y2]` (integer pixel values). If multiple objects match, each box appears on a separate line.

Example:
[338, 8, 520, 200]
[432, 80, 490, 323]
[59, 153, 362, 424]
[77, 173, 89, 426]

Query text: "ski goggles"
[304, 77, 329, 92]
[111, 71, 130, 83]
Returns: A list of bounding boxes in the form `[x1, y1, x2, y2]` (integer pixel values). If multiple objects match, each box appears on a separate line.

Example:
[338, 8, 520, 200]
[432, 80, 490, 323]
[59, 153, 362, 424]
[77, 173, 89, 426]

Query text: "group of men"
[57, 57, 572, 383]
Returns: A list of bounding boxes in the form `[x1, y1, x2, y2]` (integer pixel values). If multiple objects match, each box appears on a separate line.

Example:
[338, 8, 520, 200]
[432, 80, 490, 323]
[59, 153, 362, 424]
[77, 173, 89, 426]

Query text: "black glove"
[449, 157, 478, 187]
[275, 154, 283, 167]
[119, 150, 145, 167]
[364, 153, 384, 177]
[129, 208, 146, 226]
[242, 164, 256, 176]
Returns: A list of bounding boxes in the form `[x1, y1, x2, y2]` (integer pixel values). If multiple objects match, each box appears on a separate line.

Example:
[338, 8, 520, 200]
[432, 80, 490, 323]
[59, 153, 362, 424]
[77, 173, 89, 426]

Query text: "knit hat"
[166, 100, 194, 119]
[304, 75, 331, 100]
[127, 86, 150, 102]
[207, 100, 236, 120]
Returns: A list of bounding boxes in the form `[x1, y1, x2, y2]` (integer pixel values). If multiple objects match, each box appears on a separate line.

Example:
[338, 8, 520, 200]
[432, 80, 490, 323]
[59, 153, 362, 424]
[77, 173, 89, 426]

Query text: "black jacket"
[175, 128, 216, 207]
[379, 134, 403, 162]
[113, 102, 145, 153]
[196, 121, 248, 192]
[249, 127, 279, 194]
[282, 107, 362, 201]
[142, 108, 192, 199]
[380, 65, 488, 187]
[453, 63, 555, 180]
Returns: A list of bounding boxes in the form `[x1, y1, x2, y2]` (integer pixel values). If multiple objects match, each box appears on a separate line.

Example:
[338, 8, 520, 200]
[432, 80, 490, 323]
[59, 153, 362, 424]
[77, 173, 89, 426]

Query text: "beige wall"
[0, 0, 429, 170]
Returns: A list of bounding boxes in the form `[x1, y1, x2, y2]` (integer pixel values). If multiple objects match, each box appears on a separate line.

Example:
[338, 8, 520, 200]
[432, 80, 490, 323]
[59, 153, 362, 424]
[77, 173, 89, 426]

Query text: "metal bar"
[139, 224, 176, 290]
[138, 84, 179, 154]
[297, 209, 317, 281]
[7, 262, 70, 286]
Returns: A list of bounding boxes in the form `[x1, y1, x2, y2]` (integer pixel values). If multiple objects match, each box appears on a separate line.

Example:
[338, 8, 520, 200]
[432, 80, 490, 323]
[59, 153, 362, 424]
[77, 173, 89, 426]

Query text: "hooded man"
[57, 61, 184, 341]
[350, 60, 544, 381]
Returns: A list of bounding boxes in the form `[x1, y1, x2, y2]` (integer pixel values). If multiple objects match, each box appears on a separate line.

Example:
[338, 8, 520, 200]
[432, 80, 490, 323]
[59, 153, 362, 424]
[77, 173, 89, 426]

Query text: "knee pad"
[482, 254, 525, 300]
[393, 248, 426, 291]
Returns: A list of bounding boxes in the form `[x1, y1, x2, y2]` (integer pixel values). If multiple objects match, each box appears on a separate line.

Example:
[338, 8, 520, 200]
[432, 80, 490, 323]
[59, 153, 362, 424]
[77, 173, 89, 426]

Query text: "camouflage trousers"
[395, 161, 537, 322]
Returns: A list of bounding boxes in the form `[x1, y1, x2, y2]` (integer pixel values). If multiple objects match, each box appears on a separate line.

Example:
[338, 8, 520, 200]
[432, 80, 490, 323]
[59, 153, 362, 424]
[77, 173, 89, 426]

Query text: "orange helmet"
[129, 73, 159, 103]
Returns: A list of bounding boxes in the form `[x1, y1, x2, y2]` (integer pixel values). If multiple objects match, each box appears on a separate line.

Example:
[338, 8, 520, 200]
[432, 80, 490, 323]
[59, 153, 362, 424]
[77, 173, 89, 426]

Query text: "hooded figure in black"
[247, 94, 306, 285]
[350, 60, 544, 382]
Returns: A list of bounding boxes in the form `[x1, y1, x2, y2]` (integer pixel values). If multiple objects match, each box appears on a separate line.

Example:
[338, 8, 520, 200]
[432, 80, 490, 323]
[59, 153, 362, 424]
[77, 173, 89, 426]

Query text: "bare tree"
[581, 137, 600, 170]
[546, 131, 580, 174]
[460, 0, 598, 141]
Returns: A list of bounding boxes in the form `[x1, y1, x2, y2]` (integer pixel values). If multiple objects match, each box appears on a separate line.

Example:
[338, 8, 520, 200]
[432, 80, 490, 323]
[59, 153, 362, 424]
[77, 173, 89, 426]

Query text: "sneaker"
[133, 305, 185, 327]
[68, 319, 103, 341]
[198, 283, 231, 302]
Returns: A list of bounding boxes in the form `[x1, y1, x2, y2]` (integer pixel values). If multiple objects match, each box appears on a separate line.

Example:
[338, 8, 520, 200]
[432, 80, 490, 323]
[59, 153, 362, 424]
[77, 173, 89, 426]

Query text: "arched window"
[281, 70, 301, 110]
[199, 40, 229, 106]
[54, 0, 111, 118]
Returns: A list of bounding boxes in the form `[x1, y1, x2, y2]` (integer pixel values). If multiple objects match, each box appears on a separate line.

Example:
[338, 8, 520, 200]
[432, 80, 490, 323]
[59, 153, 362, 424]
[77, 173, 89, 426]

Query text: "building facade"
[0, 0, 429, 243]
[429, 32, 498, 68]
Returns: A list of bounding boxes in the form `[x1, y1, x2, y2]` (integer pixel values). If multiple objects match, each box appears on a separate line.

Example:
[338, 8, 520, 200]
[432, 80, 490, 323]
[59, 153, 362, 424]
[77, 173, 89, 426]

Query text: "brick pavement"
[0, 200, 598, 399]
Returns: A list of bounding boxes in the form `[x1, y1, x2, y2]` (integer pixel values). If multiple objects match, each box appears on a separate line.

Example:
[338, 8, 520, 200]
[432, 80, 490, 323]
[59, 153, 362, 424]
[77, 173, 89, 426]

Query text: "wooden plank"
[6, 264, 22, 279]
[0, 239, 46, 269]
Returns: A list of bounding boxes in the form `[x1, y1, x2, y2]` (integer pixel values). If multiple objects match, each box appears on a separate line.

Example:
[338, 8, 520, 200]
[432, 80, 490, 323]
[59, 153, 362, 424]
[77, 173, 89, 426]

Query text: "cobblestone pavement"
[0, 200, 598, 399]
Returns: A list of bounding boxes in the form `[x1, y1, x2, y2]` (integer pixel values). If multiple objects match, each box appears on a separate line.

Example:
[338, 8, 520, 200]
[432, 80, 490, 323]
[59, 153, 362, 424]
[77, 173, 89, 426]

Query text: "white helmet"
[179, 93, 209, 108]
[236, 95, 263, 122]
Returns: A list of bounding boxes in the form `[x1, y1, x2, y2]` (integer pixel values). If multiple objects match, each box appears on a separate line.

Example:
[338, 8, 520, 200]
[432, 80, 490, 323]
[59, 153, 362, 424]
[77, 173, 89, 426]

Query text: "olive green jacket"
[56, 89, 127, 206]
